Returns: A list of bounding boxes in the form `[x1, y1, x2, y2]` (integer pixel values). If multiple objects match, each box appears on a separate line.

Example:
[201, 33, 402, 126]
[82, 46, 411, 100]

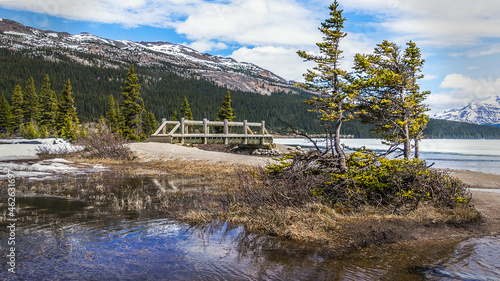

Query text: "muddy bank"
[126, 142, 500, 241]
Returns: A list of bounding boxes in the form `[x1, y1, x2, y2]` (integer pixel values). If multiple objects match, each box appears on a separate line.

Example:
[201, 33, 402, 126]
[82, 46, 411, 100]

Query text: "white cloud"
[0, 0, 196, 28]
[173, 0, 319, 47]
[341, 0, 500, 48]
[440, 74, 500, 98]
[187, 40, 227, 53]
[422, 74, 438, 81]
[428, 73, 500, 114]
[231, 46, 314, 82]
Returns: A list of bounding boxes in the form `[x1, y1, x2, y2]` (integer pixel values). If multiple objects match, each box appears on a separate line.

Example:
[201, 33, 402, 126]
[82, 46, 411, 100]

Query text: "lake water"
[1, 139, 499, 280]
[1, 177, 499, 281]
[275, 138, 500, 175]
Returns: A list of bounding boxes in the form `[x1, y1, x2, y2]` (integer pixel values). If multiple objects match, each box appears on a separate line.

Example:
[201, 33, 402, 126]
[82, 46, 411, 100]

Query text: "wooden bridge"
[148, 118, 273, 148]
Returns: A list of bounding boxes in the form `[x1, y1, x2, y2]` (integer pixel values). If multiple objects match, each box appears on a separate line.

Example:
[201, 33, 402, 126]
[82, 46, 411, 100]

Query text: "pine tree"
[353, 40, 430, 159]
[296, 1, 354, 171]
[10, 85, 24, 132]
[60, 115, 77, 141]
[147, 111, 157, 135]
[23, 77, 39, 123]
[38, 75, 58, 130]
[105, 94, 119, 133]
[120, 64, 145, 140]
[180, 97, 193, 120]
[56, 79, 78, 134]
[169, 110, 178, 131]
[215, 91, 235, 133]
[217, 91, 235, 121]
[0, 94, 11, 134]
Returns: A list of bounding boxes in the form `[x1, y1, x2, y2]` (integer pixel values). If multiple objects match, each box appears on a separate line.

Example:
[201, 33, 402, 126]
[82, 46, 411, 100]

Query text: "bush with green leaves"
[266, 151, 471, 213]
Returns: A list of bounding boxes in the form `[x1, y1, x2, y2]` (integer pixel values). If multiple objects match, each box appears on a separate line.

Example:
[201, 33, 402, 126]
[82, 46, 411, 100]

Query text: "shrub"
[265, 151, 471, 213]
[77, 124, 134, 160]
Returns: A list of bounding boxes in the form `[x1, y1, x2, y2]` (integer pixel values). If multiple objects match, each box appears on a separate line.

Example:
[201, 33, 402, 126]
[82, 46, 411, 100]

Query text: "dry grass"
[18, 153, 482, 255]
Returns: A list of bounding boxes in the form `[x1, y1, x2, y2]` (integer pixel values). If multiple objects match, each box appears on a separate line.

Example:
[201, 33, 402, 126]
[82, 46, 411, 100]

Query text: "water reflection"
[0, 174, 499, 280]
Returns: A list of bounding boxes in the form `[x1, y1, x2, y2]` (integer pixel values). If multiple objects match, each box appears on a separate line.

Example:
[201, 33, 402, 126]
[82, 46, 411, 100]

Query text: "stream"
[0, 173, 499, 280]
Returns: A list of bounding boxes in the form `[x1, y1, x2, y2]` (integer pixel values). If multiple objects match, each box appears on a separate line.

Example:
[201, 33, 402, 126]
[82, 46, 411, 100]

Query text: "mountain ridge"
[434, 96, 500, 126]
[0, 18, 295, 96]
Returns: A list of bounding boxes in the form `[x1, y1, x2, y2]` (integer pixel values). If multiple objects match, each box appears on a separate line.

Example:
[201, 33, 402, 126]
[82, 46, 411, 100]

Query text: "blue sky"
[1, 0, 500, 115]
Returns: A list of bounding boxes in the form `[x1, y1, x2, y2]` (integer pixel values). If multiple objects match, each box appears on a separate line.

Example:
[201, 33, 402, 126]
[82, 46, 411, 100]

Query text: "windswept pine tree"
[296, 0, 354, 171]
[0, 94, 11, 134]
[38, 75, 58, 130]
[353, 40, 430, 159]
[10, 85, 24, 132]
[23, 77, 39, 123]
[120, 64, 146, 140]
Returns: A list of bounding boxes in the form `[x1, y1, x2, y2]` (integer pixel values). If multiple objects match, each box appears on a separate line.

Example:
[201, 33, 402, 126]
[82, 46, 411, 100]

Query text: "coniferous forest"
[1, 48, 500, 139]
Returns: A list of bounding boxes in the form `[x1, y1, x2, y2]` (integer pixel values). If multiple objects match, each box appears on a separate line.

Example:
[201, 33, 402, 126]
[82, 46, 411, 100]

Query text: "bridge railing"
[152, 118, 270, 136]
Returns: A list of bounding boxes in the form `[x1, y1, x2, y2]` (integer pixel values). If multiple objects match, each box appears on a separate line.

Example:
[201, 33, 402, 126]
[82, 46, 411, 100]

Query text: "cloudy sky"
[1, 0, 499, 114]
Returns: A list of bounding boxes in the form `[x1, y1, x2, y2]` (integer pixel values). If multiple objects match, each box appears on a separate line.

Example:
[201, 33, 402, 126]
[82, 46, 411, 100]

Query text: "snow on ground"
[0, 138, 102, 181]
[0, 138, 82, 161]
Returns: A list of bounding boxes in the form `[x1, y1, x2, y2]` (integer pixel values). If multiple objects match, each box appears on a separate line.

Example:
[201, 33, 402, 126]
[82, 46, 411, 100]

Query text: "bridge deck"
[148, 118, 273, 148]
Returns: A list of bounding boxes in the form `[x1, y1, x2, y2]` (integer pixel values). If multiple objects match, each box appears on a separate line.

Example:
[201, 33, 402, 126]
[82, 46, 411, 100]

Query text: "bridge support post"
[261, 120, 266, 144]
[180, 118, 185, 144]
[224, 119, 229, 145]
[243, 120, 248, 145]
[203, 118, 208, 144]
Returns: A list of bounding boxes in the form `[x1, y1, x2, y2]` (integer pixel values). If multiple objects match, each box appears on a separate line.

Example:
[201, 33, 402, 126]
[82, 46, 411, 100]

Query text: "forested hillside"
[0, 48, 321, 133]
[1, 49, 500, 138]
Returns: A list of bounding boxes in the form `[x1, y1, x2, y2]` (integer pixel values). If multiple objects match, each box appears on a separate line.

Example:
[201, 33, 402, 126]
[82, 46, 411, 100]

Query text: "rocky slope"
[0, 18, 296, 95]
[434, 96, 500, 126]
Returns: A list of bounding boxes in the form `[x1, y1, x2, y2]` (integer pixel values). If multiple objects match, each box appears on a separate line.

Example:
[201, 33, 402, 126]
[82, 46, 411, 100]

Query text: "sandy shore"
[127, 142, 500, 235]
[128, 142, 274, 166]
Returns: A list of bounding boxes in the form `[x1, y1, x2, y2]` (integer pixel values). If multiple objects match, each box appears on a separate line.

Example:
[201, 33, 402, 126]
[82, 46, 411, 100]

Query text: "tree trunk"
[334, 118, 347, 172]
[414, 137, 420, 159]
[403, 123, 411, 160]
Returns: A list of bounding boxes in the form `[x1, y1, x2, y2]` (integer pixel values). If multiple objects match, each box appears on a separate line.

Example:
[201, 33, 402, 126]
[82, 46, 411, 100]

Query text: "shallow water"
[275, 138, 500, 175]
[1, 174, 499, 280]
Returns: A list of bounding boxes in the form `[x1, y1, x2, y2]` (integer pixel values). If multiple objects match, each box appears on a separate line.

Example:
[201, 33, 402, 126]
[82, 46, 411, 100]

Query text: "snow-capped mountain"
[0, 18, 293, 95]
[434, 96, 500, 126]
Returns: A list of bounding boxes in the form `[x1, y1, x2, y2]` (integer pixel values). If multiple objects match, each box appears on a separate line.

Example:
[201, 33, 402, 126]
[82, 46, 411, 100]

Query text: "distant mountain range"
[0, 18, 297, 96]
[433, 96, 500, 127]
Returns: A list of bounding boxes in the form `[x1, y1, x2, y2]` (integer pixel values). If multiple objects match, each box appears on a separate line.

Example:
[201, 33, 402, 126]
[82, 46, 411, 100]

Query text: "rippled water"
[1, 180, 499, 280]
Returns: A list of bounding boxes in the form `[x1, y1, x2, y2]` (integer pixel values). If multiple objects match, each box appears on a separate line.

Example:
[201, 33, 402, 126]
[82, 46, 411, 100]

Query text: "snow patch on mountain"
[0, 18, 294, 95]
[434, 96, 500, 126]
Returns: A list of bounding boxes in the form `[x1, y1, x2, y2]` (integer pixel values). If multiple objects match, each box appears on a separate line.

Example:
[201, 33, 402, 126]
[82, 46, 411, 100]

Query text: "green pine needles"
[297, 0, 430, 162]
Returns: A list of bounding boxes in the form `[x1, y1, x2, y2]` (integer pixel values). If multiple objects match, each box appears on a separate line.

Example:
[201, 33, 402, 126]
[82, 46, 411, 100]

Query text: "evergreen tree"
[60, 115, 77, 141]
[105, 94, 119, 133]
[169, 110, 178, 131]
[56, 79, 78, 133]
[215, 91, 235, 133]
[120, 64, 145, 140]
[296, 1, 354, 171]
[20, 120, 40, 139]
[180, 97, 193, 120]
[217, 91, 235, 121]
[10, 85, 24, 132]
[38, 75, 58, 130]
[353, 40, 430, 159]
[0, 94, 11, 134]
[23, 77, 39, 123]
[147, 111, 157, 135]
